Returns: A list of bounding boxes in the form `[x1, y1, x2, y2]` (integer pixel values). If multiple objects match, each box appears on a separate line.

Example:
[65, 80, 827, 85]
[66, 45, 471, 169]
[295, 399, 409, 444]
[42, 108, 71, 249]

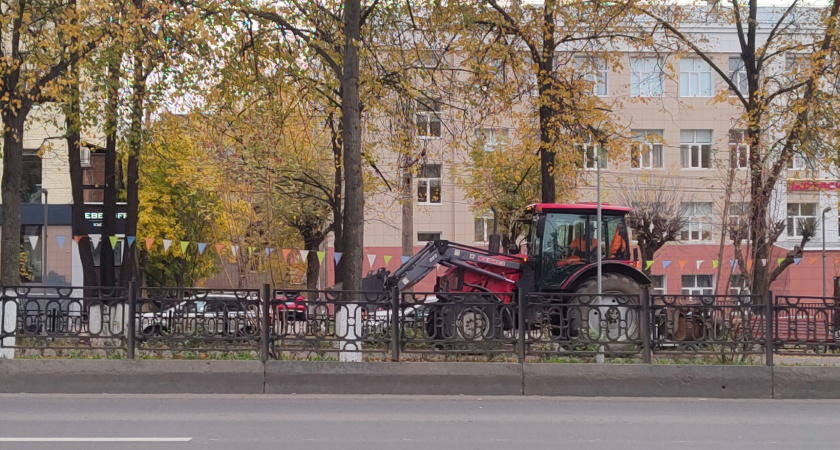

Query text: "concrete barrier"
[265, 361, 523, 395]
[0, 360, 264, 394]
[524, 364, 774, 398]
[773, 366, 840, 399]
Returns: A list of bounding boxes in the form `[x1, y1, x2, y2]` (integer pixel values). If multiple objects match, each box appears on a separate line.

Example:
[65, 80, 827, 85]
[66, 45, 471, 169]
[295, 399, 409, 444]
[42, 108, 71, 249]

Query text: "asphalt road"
[0, 394, 837, 450]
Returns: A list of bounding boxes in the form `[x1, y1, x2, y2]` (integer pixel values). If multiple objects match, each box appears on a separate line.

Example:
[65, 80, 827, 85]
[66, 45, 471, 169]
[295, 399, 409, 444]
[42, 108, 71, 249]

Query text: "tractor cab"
[520, 203, 634, 290]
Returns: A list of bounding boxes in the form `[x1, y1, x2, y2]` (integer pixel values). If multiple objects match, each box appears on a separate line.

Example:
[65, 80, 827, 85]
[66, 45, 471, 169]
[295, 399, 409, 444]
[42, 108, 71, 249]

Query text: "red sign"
[787, 180, 840, 191]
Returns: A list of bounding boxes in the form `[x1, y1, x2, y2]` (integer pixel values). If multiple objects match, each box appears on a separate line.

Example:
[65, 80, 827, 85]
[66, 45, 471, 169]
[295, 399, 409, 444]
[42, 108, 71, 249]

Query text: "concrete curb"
[523, 363, 773, 398]
[265, 361, 523, 395]
[773, 366, 840, 399]
[0, 359, 264, 394]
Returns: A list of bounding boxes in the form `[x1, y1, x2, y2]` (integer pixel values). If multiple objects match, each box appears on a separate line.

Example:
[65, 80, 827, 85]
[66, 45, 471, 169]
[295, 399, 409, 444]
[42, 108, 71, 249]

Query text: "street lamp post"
[595, 155, 602, 295]
[823, 206, 831, 298]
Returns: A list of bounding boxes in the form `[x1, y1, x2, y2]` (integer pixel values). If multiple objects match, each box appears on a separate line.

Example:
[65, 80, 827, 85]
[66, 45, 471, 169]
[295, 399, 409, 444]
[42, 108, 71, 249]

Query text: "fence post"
[126, 281, 136, 360]
[261, 284, 271, 363]
[391, 286, 400, 362]
[765, 290, 774, 367]
[640, 287, 652, 364]
[517, 289, 526, 363]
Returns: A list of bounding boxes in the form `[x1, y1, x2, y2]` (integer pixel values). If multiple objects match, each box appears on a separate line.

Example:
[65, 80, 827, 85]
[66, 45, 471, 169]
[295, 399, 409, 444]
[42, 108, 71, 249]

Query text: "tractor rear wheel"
[572, 274, 642, 342]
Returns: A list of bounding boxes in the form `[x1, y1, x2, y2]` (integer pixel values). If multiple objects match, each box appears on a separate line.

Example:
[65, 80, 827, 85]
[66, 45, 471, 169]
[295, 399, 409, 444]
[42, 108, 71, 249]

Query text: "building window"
[680, 202, 713, 241]
[476, 128, 509, 152]
[651, 275, 666, 296]
[729, 275, 746, 295]
[630, 57, 665, 97]
[630, 130, 664, 169]
[417, 163, 442, 204]
[20, 225, 42, 283]
[417, 232, 441, 243]
[680, 58, 713, 97]
[22, 150, 43, 203]
[576, 140, 608, 170]
[728, 202, 750, 235]
[786, 153, 818, 171]
[574, 56, 608, 97]
[415, 98, 442, 139]
[729, 57, 748, 95]
[787, 203, 817, 238]
[91, 237, 124, 267]
[729, 130, 749, 169]
[474, 216, 495, 243]
[682, 275, 714, 296]
[680, 130, 713, 169]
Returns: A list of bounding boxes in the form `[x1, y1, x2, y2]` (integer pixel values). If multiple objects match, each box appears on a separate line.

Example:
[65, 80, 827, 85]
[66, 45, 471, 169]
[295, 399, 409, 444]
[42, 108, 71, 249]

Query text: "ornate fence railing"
[1, 284, 839, 363]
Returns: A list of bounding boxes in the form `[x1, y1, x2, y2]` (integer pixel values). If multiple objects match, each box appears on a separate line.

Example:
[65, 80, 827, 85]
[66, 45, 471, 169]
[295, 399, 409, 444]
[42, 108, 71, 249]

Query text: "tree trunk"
[537, 3, 557, 204]
[330, 113, 344, 273]
[100, 62, 119, 287]
[1, 112, 27, 285]
[401, 169, 413, 261]
[337, 0, 364, 291]
[64, 66, 99, 289]
[304, 238, 322, 291]
[121, 38, 144, 286]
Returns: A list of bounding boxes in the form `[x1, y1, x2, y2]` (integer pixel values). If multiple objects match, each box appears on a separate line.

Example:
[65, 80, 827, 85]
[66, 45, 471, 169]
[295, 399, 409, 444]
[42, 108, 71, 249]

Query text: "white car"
[137, 295, 259, 339]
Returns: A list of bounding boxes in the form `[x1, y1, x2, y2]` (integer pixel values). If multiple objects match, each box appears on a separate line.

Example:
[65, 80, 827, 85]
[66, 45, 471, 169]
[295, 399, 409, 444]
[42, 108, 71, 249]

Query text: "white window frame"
[729, 130, 749, 169]
[786, 203, 817, 239]
[786, 153, 818, 171]
[728, 202, 750, 231]
[682, 274, 714, 296]
[474, 215, 495, 244]
[729, 57, 748, 96]
[574, 56, 608, 97]
[630, 130, 664, 169]
[651, 275, 666, 296]
[680, 58, 713, 97]
[630, 57, 665, 98]
[576, 142, 608, 170]
[415, 99, 442, 139]
[417, 163, 442, 205]
[417, 232, 441, 243]
[476, 128, 509, 152]
[80, 146, 92, 167]
[680, 202, 714, 242]
[680, 130, 713, 169]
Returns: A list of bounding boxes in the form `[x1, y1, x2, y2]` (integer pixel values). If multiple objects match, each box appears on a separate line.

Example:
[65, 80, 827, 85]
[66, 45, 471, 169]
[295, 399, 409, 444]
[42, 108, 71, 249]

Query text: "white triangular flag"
[90, 235, 101, 248]
[696, 260, 704, 270]
[163, 239, 172, 251]
[761, 258, 767, 267]
[28, 235, 39, 249]
[231, 245, 239, 257]
[367, 254, 376, 267]
[299, 250, 309, 261]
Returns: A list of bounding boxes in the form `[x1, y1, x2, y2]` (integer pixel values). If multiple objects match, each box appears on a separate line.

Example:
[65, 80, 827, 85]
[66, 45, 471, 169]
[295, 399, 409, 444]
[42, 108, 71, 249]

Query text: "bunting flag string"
[180, 241, 189, 253]
[56, 235, 65, 250]
[162, 239, 172, 252]
[383, 255, 393, 265]
[678, 260, 687, 269]
[645, 260, 654, 270]
[401, 256, 410, 264]
[198, 243, 207, 255]
[761, 259, 767, 267]
[248, 246, 255, 256]
[696, 260, 704, 269]
[299, 250, 309, 261]
[778, 258, 785, 266]
[215, 244, 225, 256]
[809, 257, 817, 265]
[74, 236, 84, 244]
[231, 245, 239, 257]
[662, 261, 671, 269]
[316, 251, 325, 263]
[145, 238, 154, 251]
[712, 260, 719, 269]
[794, 257, 802, 265]
[28, 235, 39, 249]
[282, 249, 291, 261]
[91, 235, 101, 249]
[110, 236, 118, 249]
[265, 248, 272, 256]
[127, 236, 136, 247]
[334, 252, 343, 265]
[367, 254, 377, 268]
[747, 259, 754, 271]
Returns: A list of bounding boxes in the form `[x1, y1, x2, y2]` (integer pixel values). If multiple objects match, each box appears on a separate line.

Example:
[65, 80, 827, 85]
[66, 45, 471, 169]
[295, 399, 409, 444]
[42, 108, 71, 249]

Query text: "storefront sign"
[787, 180, 840, 192]
[77, 203, 128, 235]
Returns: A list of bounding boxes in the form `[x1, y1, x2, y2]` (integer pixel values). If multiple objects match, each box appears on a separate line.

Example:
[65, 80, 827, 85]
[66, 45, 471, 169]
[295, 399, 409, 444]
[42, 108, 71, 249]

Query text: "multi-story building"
[353, 7, 840, 296]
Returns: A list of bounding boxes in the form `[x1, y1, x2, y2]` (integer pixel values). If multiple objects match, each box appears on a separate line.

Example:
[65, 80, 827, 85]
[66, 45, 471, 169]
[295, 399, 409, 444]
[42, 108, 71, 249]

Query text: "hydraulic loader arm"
[362, 240, 522, 293]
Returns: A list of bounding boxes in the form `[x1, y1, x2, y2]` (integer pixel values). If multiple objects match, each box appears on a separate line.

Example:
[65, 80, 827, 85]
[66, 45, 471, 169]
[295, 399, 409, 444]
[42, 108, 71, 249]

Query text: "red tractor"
[362, 203, 650, 339]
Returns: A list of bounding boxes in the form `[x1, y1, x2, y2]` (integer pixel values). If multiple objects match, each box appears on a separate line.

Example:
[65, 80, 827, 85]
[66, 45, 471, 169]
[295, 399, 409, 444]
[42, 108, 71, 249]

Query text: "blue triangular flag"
[662, 260, 671, 269]
[401, 256, 410, 264]
[198, 243, 207, 255]
[265, 248, 271, 256]
[334, 252, 342, 265]
[127, 236, 136, 247]
[56, 235, 66, 250]
[794, 257, 802, 265]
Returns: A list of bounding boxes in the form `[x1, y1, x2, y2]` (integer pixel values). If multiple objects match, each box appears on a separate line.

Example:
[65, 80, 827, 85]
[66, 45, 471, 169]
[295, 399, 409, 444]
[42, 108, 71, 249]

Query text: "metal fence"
[1, 284, 839, 363]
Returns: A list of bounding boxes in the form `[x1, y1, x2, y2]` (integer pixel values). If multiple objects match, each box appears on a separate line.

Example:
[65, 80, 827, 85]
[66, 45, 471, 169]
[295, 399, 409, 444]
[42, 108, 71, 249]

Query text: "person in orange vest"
[609, 225, 628, 259]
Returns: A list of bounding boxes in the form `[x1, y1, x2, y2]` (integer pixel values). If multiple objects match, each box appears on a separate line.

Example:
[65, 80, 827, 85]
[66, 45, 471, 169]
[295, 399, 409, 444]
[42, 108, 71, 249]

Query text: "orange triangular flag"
[835, 256, 840, 266]
[145, 238, 154, 251]
[747, 259, 754, 270]
[215, 244, 225, 255]
[282, 249, 291, 261]
[809, 257, 817, 265]
[678, 260, 687, 269]
[73, 235, 84, 244]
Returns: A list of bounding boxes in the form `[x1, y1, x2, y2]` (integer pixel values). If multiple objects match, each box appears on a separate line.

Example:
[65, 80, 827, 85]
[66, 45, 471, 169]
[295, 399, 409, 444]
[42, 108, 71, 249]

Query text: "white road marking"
[0, 438, 193, 442]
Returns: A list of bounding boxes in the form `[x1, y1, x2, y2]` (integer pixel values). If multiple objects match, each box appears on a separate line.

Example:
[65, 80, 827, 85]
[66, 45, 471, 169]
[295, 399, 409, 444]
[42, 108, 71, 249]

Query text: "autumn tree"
[637, 1, 840, 294]
[0, 0, 115, 284]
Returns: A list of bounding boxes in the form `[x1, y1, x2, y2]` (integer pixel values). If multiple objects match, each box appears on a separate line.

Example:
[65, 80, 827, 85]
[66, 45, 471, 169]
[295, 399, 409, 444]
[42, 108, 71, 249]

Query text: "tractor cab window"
[603, 215, 629, 260]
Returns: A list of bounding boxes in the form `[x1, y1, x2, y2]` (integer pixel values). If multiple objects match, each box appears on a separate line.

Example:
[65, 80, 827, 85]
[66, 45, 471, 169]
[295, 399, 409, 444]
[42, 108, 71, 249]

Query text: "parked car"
[137, 294, 259, 339]
[274, 293, 307, 322]
[363, 303, 430, 336]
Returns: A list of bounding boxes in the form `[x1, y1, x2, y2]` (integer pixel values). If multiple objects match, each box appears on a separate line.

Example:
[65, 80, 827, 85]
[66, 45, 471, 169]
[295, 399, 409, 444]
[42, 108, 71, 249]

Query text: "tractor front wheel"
[572, 274, 642, 342]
